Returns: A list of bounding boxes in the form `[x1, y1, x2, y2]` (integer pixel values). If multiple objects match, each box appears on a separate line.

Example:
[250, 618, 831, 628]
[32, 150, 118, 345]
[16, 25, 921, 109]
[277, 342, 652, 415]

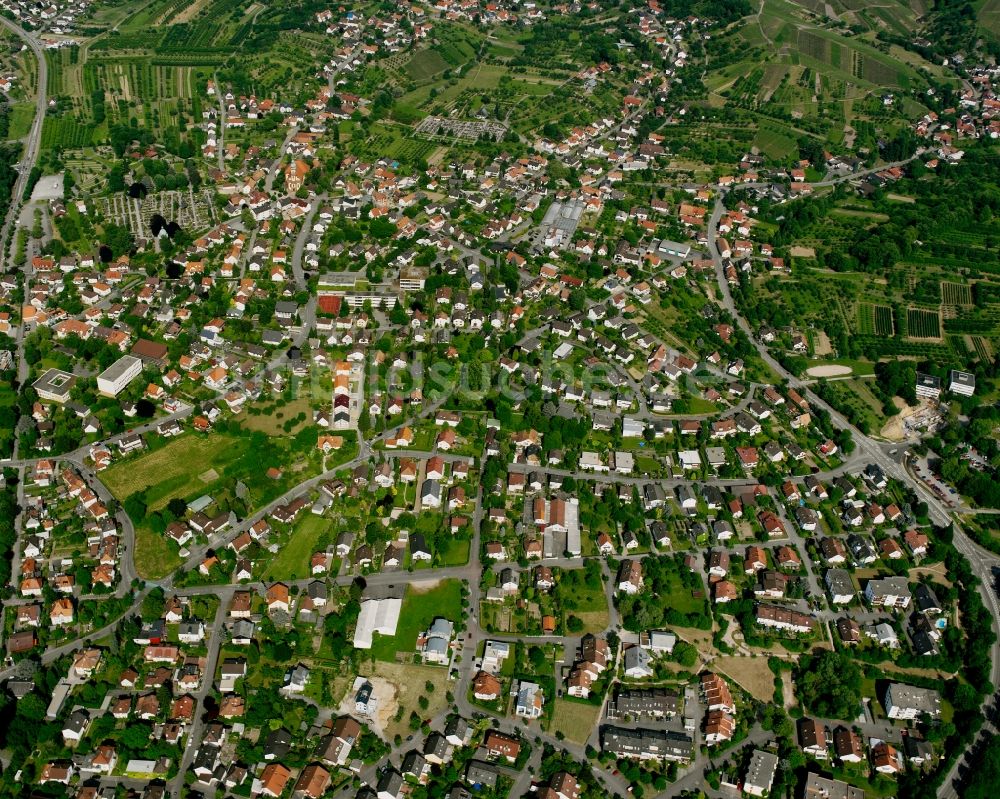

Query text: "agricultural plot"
[972, 336, 994, 362]
[856, 302, 894, 336]
[753, 122, 799, 159]
[350, 123, 437, 166]
[404, 49, 450, 81]
[854, 52, 902, 86]
[793, 19, 911, 88]
[942, 281, 973, 307]
[78, 60, 201, 144]
[41, 115, 96, 149]
[907, 308, 942, 339]
[797, 30, 836, 65]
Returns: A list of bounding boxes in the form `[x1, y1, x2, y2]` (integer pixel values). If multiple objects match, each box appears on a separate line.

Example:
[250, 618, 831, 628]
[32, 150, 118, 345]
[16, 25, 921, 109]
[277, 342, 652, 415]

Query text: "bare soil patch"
[813, 331, 833, 356]
[880, 396, 933, 442]
[806, 364, 852, 378]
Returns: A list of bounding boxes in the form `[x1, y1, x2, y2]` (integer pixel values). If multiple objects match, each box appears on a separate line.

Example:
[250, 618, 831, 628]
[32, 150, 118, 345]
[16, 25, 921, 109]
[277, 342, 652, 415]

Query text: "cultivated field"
[907, 307, 942, 339]
[942, 281, 973, 307]
[856, 302, 894, 336]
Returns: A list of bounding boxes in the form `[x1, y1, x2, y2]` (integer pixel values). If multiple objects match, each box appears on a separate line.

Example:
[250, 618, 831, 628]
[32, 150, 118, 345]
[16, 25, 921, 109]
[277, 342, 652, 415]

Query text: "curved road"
[706, 173, 1000, 799]
[0, 15, 46, 268]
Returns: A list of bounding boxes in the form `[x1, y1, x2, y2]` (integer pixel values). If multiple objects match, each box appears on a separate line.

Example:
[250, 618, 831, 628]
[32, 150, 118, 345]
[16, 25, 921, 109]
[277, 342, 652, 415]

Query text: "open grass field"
[437, 537, 471, 567]
[369, 580, 464, 662]
[817, 379, 886, 434]
[559, 572, 609, 633]
[102, 433, 241, 505]
[242, 397, 313, 436]
[7, 104, 35, 140]
[102, 427, 331, 516]
[844, 377, 887, 421]
[550, 699, 601, 743]
[661, 570, 705, 616]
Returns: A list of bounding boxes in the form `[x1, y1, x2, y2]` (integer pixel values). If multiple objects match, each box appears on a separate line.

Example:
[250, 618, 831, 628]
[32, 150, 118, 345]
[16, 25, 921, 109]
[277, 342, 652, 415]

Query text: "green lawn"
[134, 524, 183, 580]
[661, 570, 704, 615]
[102, 429, 339, 512]
[557, 567, 610, 633]
[8, 103, 35, 140]
[370, 580, 464, 662]
[558, 570, 607, 612]
[438, 537, 470, 566]
[262, 514, 334, 581]
[550, 699, 601, 744]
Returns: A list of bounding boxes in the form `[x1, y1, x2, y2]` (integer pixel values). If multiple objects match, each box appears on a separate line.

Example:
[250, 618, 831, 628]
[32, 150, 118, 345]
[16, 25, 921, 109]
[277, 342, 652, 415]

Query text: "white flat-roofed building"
[915, 372, 941, 400]
[642, 630, 676, 653]
[678, 450, 701, 470]
[949, 369, 975, 396]
[622, 417, 645, 438]
[352, 597, 402, 649]
[579, 451, 607, 472]
[656, 240, 691, 259]
[97, 355, 143, 397]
